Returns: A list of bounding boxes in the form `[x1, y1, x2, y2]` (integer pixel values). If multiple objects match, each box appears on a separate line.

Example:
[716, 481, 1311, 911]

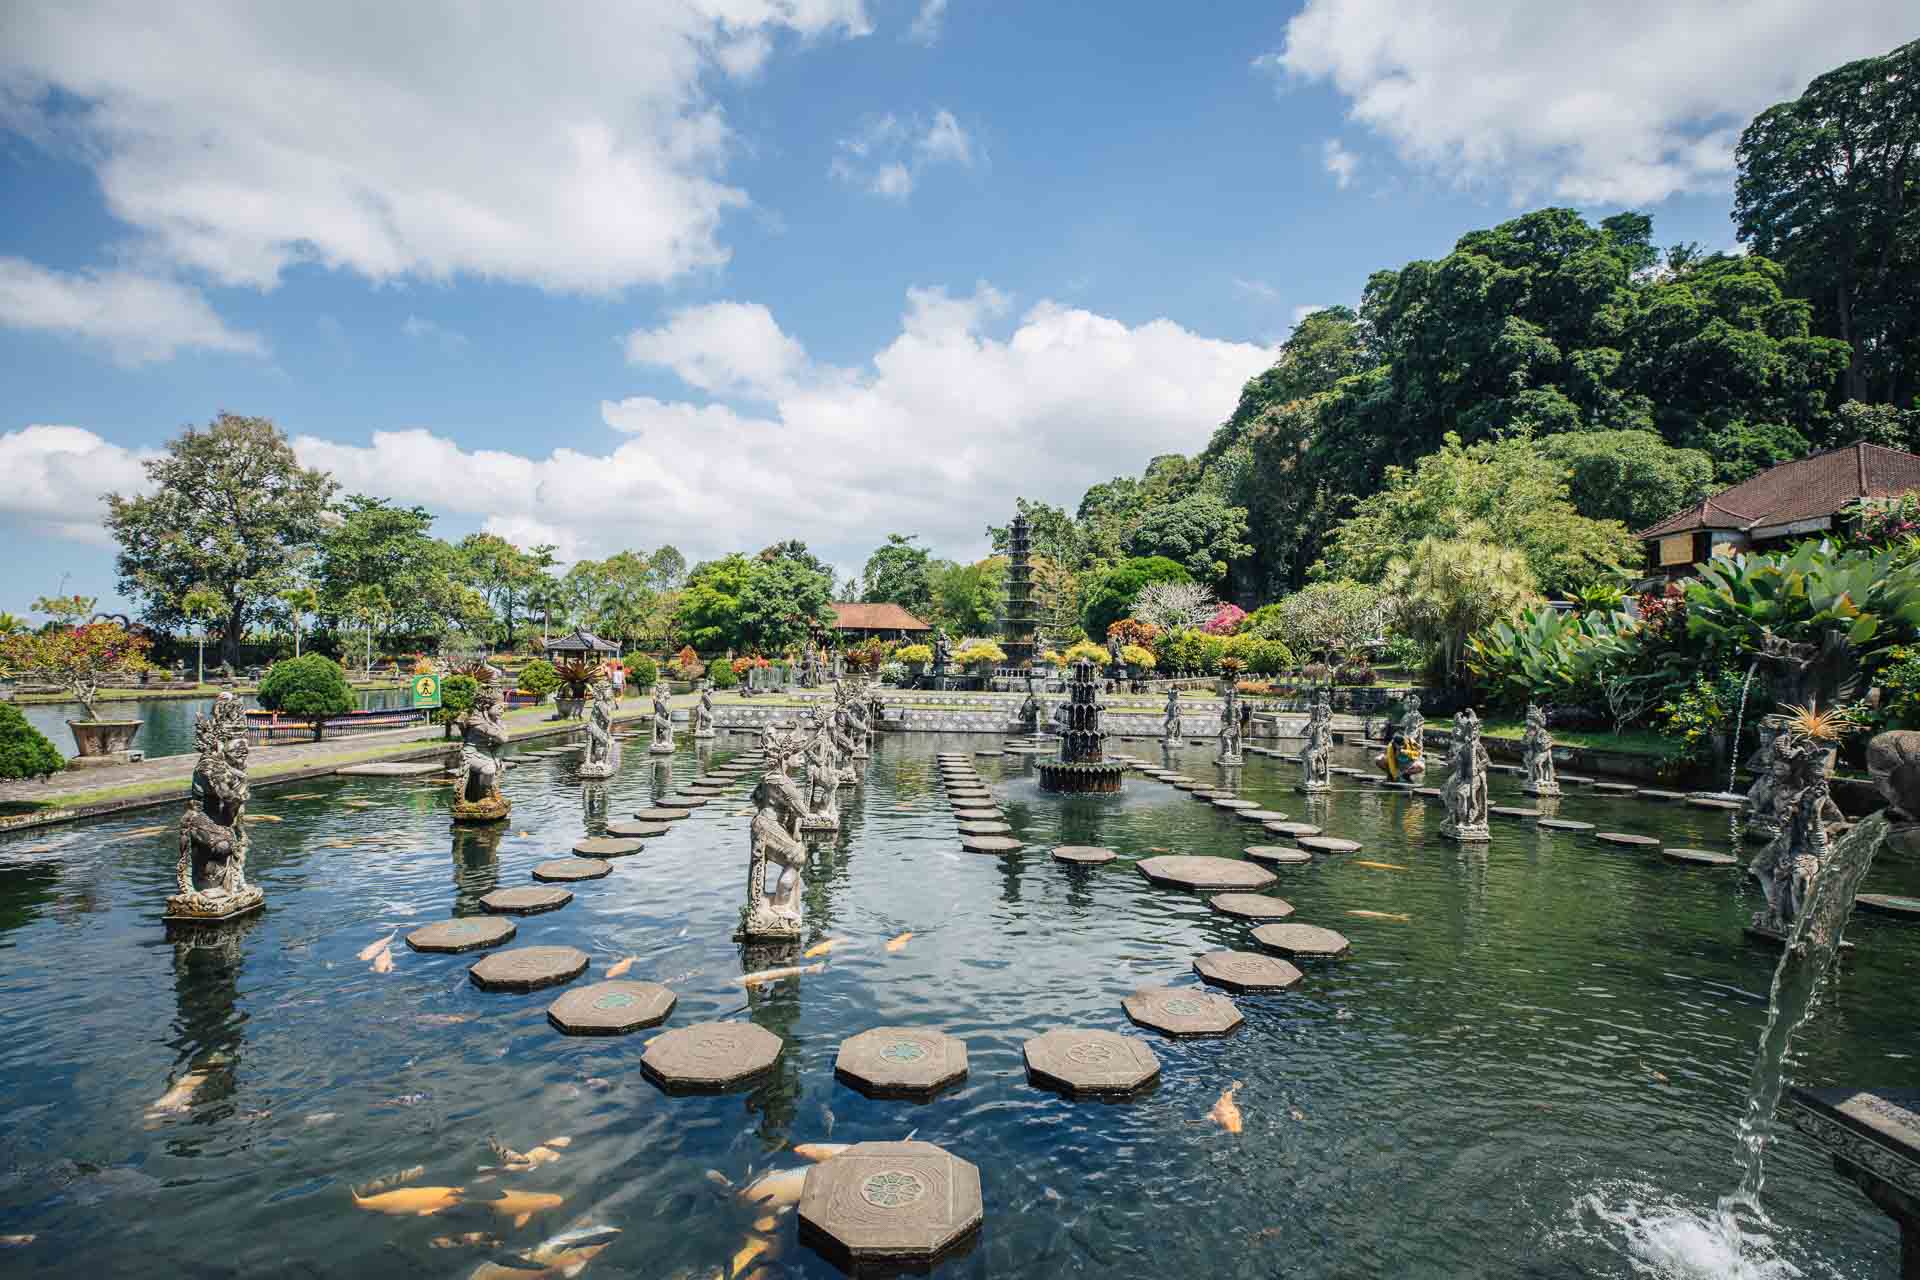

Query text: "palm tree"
[341, 585, 392, 678]
[179, 587, 228, 685]
[279, 586, 320, 658]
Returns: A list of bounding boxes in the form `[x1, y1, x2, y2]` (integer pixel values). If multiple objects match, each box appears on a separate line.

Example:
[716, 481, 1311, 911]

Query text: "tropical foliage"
[0, 704, 64, 779]
[0, 621, 151, 721]
[256, 654, 356, 741]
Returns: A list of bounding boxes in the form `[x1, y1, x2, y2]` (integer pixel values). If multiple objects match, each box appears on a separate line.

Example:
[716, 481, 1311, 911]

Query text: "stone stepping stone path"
[547, 980, 676, 1035]
[664, 796, 712, 809]
[1253, 922, 1351, 959]
[1172, 780, 1209, 792]
[470, 945, 590, 992]
[1297, 835, 1361, 855]
[1208, 892, 1294, 919]
[1192, 789, 1234, 801]
[1640, 789, 1687, 802]
[1415, 787, 1443, 799]
[480, 886, 573, 915]
[833, 1027, 969, 1098]
[406, 917, 516, 954]
[1688, 795, 1744, 811]
[1236, 809, 1289, 822]
[1051, 845, 1116, 865]
[960, 835, 1023, 854]
[1592, 782, 1639, 795]
[1558, 773, 1595, 785]
[797, 1140, 983, 1271]
[632, 807, 693, 821]
[1213, 798, 1261, 811]
[1022, 1028, 1160, 1097]
[574, 836, 644, 858]
[1490, 805, 1541, 819]
[958, 821, 1013, 836]
[534, 857, 610, 882]
[1664, 848, 1737, 868]
[642, 1021, 783, 1092]
[1537, 819, 1596, 833]
[606, 820, 670, 839]
[1136, 855, 1276, 891]
[974, 749, 1004, 757]
[951, 808, 1002, 821]
[1193, 949, 1303, 992]
[947, 789, 992, 800]
[1595, 832, 1660, 849]
[1856, 893, 1920, 920]
[1265, 821, 1322, 838]
[1244, 844, 1312, 866]
[1122, 987, 1243, 1037]
[337, 761, 444, 777]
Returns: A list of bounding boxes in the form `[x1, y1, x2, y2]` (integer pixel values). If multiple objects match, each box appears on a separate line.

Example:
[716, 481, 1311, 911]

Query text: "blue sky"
[1, 0, 1911, 615]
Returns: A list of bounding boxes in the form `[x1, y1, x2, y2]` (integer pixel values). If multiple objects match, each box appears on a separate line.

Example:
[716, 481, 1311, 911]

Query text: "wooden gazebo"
[542, 628, 620, 659]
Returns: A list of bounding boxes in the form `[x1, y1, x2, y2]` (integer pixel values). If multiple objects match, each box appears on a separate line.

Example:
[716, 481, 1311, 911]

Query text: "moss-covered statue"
[1216, 684, 1243, 765]
[1750, 729, 1845, 935]
[740, 753, 809, 941]
[800, 705, 841, 831]
[168, 693, 265, 921]
[1742, 717, 1790, 842]
[452, 675, 511, 823]
[1520, 703, 1559, 797]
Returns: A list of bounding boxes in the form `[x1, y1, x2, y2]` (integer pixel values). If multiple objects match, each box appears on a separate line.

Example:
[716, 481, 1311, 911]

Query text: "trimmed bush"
[625, 653, 658, 691]
[256, 654, 356, 741]
[708, 659, 738, 689]
[435, 673, 479, 739]
[0, 704, 63, 779]
[517, 658, 560, 698]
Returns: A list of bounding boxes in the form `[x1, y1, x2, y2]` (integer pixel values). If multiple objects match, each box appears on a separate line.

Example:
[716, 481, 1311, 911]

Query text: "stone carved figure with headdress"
[1520, 703, 1558, 797]
[169, 693, 265, 920]
[452, 672, 512, 822]
[740, 758, 810, 940]
[1439, 709, 1491, 841]
[577, 672, 621, 779]
[1299, 693, 1333, 792]
[648, 679, 675, 754]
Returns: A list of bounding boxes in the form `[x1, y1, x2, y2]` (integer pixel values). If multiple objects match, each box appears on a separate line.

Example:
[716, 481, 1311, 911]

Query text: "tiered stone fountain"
[1038, 658, 1124, 793]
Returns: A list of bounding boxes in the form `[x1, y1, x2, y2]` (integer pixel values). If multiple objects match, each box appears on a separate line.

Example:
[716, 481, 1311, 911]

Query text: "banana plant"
[1685, 541, 1920, 662]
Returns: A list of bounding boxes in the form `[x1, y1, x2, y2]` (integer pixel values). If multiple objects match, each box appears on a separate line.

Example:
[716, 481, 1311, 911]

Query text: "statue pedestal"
[578, 761, 614, 779]
[1786, 1087, 1920, 1278]
[799, 815, 840, 832]
[163, 886, 265, 924]
[693, 727, 716, 740]
[452, 795, 512, 824]
[1522, 782, 1561, 797]
[649, 741, 676, 755]
[1439, 820, 1490, 842]
[1217, 751, 1242, 767]
[736, 908, 803, 942]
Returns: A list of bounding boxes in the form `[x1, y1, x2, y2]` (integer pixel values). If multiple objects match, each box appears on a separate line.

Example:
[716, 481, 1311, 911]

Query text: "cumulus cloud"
[908, 0, 949, 45]
[1321, 138, 1359, 189]
[1262, 0, 1916, 204]
[0, 257, 264, 366]
[831, 110, 977, 200]
[0, 424, 154, 544]
[0, 2, 871, 294]
[624, 301, 809, 399]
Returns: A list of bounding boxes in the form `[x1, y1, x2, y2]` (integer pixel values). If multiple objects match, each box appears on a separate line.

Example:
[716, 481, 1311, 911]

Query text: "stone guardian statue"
[1750, 733, 1844, 935]
[168, 693, 265, 921]
[739, 764, 809, 941]
[1163, 685, 1183, 749]
[800, 706, 841, 831]
[693, 679, 716, 739]
[648, 680, 675, 755]
[1217, 683, 1243, 765]
[1743, 717, 1788, 841]
[1520, 703, 1559, 797]
[1299, 694, 1333, 793]
[1439, 709, 1491, 841]
[452, 676, 512, 823]
[577, 673, 621, 779]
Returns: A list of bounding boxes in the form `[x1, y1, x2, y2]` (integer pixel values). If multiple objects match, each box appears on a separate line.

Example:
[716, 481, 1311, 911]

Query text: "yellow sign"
[411, 673, 442, 708]
[1658, 534, 1693, 567]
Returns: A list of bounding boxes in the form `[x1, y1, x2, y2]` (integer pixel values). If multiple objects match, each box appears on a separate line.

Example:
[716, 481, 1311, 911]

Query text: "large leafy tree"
[458, 533, 554, 650]
[673, 554, 755, 651]
[314, 495, 468, 641]
[986, 499, 1085, 568]
[1384, 536, 1541, 684]
[104, 413, 338, 663]
[1122, 492, 1251, 586]
[737, 556, 835, 653]
[1079, 556, 1191, 640]
[927, 557, 1007, 634]
[648, 544, 687, 590]
[1735, 37, 1920, 408]
[860, 534, 933, 611]
[1539, 430, 1716, 532]
[561, 551, 657, 648]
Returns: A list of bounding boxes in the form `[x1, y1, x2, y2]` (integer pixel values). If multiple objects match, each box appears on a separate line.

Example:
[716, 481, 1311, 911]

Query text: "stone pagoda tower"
[1002, 510, 1039, 670]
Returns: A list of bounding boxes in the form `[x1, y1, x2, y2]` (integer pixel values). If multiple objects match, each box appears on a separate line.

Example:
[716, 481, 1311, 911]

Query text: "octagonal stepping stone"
[1415, 787, 1444, 798]
[1161, 774, 1195, 784]
[1123, 987, 1243, 1038]
[1190, 789, 1233, 800]
[1171, 780, 1208, 792]
[664, 796, 711, 809]
[469, 945, 590, 992]
[833, 1027, 969, 1098]
[1236, 808, 1289, 822]
[1051, 845, 1116, 865]
[952, 808, 1002, 821]
[1298, 835, 1362, 855]
[1558, 773, 1595, 785]
[1491, 805, 1541, 819]
[1208, 892, 1294, 919]
[606, 820, 671, 839]
[1489, 763, 1525, 775]
[1688, 796, 1744, 811]
[1664, 847, 1738, 868]
[1856, 893, 1920, 919]
[958, 821, 1013, 836]
[547, 980, 676, 1036]
[1244, 844, 1312, 866]
[1253, 922, 1351, 959]
[1193, 949, 1303, 992]
[1022, 1027, 1160, 1097]
[1595, 832, 1660, 849]
[683, 782, 730, 794]
[642, 1020, 783, 1092]
[798, 1140, 983, 1270]
[574, 836, 645, 858]
[1213, 798, 1261, 811]
[533, 857, 611, 882]
[1332, 767, 1365, 777]
[974, 749, 1004, 757]
[633, 807, 693, 821]
[1265, 820, 1322, 838]
[947, 790, 992, 802]
[1537, 818, 1596, 832]
[1136, 855, 1276, 891]
[406, 916, 516, 954]
[480, 886, 574, 915]
[1592, 782, 1639, 795]
[960, 835, 1023, 855]
[1640, 789, 1687, 802]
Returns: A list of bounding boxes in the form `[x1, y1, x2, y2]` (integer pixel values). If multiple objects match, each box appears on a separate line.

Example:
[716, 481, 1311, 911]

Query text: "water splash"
[1572, 1183, 1811, 1278]
[1729, 661, 1760, 796]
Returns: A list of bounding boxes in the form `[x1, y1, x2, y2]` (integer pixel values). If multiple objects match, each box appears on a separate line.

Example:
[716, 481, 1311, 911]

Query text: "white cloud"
[831, 109, 976, 200]
[1263, 0, 1916, 204]
[402, 314, 468, 353]
[624, 301, 810, 399]
[1234, 278, 1280, 302]
[908, 0, 949, 45]
[1, 2, 871, 294]
[0, 256, 264, 366]
[1321, 138, 1359, 189]
[0, 424, 154, 544]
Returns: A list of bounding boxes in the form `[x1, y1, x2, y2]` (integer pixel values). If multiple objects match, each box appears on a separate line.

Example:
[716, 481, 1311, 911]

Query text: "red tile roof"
[1637, 441, 1920, 539]
[830, 602, 931, 631]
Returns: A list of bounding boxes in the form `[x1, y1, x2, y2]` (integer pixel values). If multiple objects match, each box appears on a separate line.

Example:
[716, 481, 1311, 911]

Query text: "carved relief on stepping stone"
[1122, 987, 1243, 1038]
[1193, 949, 1303, 992]
[1595, 832, 1660, 848]
[406, 916, 516, 954]
[1051, 845, 1115, 865]
[1136, 855, 1276, 891]
[1490, 805, 1541, 819]
[1856, 893, 1920, 919]
[958, 821, 1013, 836]
[547, 980, 676, 1036]
[632, 807, 693, 821]
[1253, 922, 1351, 959]
[480, 886, 573, 915]
[1265, 820, 1322, 838]
[1664, 847, 1737, 867]
[469, 945, 590, 992]
[797, 1140, 983, 1269]
[1237, 809, 1289, 822]
[834, 1027, 969, 1098]
[1297, 835, 1361, 854]
[960, 835, 1023, 854]
[1208, 892, 1294, 919]
[534, 857, 611, 882]
[642, 1020, 783, 1091]
[1022, 1027, 1161, 1097]
[1537, 819, 1596, 832]
[574, 836, 645, 858]
[1244, 844, 1312, 865]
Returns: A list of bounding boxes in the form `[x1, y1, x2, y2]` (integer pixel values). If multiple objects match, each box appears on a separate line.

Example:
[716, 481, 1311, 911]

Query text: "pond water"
[0, 734, 1915, 1277]
[16, 688, 412, 760]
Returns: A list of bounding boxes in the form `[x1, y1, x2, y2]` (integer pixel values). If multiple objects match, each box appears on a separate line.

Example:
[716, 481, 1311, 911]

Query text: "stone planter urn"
[66, 718, 143, 769]
[555, 695, 585, 720]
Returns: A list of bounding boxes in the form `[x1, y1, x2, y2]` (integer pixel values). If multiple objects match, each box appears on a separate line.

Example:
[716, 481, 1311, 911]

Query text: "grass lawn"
[1480, 717, 1680, 760]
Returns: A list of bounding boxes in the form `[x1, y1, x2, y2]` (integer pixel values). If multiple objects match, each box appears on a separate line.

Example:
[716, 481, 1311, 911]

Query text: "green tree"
[927, 557, 1006, 633]
[649, 544, 687, 590]
[0, 704, 63, 779]
[1384, 537, 1541, 684]
[1079, 556, 1191, 640]
[315, 496, 469, 642]
[673, 554, 757, 651]
[1539, 430, 1717, 533]
[561, 551, 657, 649]
[340, 584, 391, 676]
[32, 594, 96, 625]
[1122, 492, 1252, 585]
[278, 585, 320, 658]
[861, 534, 933, 611]
[737, 556, 835, 653]
[986, 499, 1085, 568]
[178, 586, 228, 685]
[516, 658, 560, 698]
[433, 673, 478, 739]
[104, 413, 338, 663]
[1254, 580, 1387, 662]
[757, 539, 833, 578]
[458, 532, 554, 650]
[255, 654, 356, 741]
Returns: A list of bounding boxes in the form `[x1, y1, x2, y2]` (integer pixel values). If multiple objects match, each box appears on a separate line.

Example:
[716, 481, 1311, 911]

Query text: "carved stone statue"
[740, 768, 809, 940]
[452, 675, 512, 823]
[931, 628, 952, 682]
[1019, 676, 1045, 737]
[800, 706, 841, 831]
[693, 679, 716, 739]
[1439, 709, 1491, 841]
[1163, 685, 1182, 748]
[830, 686, 860, 786]
[1520, 703, 1559, 797]
[1868, 729, 1920, 856]
[1299, 694, 1333, 793]
[648, 680, 675, 754]
[1217, 684, 1243, 765]
[577, 673, 621, 779]
[1107, 633, 1126, 672]
[168, 693, 265, 921]
[1743, 717, 1789, 841]
[763, 720, 801, 777]
[1379, 694, 1426, 781]
[1750, 733, 1845, 935]
[847, 692, 873, 758]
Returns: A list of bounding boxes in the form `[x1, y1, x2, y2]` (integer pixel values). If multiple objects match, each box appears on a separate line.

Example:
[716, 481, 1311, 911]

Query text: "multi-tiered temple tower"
[1002, 511, 1039, 671]
[1038, 658, 1125, 793]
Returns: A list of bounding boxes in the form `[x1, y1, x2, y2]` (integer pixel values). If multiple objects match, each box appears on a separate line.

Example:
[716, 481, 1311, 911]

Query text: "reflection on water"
[15, 687, 411, 760]
[0, 735, 1913, 1276]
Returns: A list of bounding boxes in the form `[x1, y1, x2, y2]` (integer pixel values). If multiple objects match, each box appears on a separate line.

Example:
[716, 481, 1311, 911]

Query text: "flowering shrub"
[1235, 680, 1273, 696]
[0, 622, 151, 721]
[896, 643, 933, 666]
[878, 660, 908, 685]
[1203, 603, 1247, 635]
[1106, 618, 1161, 653]
[1120, 644, 1156, 670]
[1655, 667, 1749, 765]
[1060, 639, 1111, 666]
[954, 640, 1006, 668]
[731, 656, 753, 676]
[1847, 493, 1920, 550]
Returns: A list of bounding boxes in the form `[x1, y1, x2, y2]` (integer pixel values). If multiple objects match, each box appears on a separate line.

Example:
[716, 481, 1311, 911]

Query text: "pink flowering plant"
[1202, 603, 1247, 635]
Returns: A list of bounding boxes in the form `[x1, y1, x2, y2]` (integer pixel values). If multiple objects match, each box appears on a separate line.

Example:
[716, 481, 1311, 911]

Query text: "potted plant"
[954, 640, 1006, 676]
[0, 621, 151, 767]
[255, 654, 357, 742]
[896, 643, 933, 677]
[551, 657, 598, 719]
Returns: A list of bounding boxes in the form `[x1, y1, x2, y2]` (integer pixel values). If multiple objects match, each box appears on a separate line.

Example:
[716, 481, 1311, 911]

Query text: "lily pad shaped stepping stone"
[1664, 848, 1737, 867]
[1193, 949, 1303, 992]
[1537, 819, 1596, 832]
[406, 916, 516, 954]
[1022, 1027, 1161, 1097]
[961, 835, 1023, 854]
[833, 1027, 969, 1098]
[1253, 922, 1351, 959]
[1208, 892, 1295, 919]
[1491, 805, 1541, 819]
[797, 1140, 983, 1270]
[1244, 845, 1312, 865]
[547, 980, 676, 1036]
[533, 857, 611, 882]
[1051, 845, 1116, 865]
[470, 945, 590, 992]
[1595, 832, 1661, 848]
[1265, 821, 1322, 838]
[574, 836, 644, 858]
[1237, 809, 1289, 822]
[1297, 836, 1361, 854]
[633, 807, 693, 821]
[1856, 893, 1920, 919]
[480, 886, 573, 915]
[1122, 987, 1243, 1038]
[642, 1020, 783, 1092]
[1136, 855, 1276, 891]
[958, 821, 1014, 837]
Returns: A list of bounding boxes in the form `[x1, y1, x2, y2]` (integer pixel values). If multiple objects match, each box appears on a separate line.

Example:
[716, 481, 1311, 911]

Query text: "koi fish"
[0, 1235, 35, 1247]
[1208, 1081, 1244, 1135]
[1353, 860, 1408, 871]
[738, 1167, 809, 1209]
[735, 962, 824, 987]
[1346, 909, 1411, 922]
[416, 1014, 470, 1026]
[483, 1137, 563, 1173]
[126, 824, 170, 837]
[543, 1136, 571, 1149]
[279, 792, 324, 801]
[246, 814, 283, 823]
[477, 1189, 565, 1228]
[802, 938, 844, 958]
[884, 931, 913, 953]
[372, 948, 394, 974]
[469, 1224, 621, 1280]
[792, 1143, 848, 1162]
[357, 932, 397, 961]
[605, 956, 636, 979]
[145, 1070, 210, 1118]
[350, 1185, 465, 1216]
[356, 1166, 425, 1194]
